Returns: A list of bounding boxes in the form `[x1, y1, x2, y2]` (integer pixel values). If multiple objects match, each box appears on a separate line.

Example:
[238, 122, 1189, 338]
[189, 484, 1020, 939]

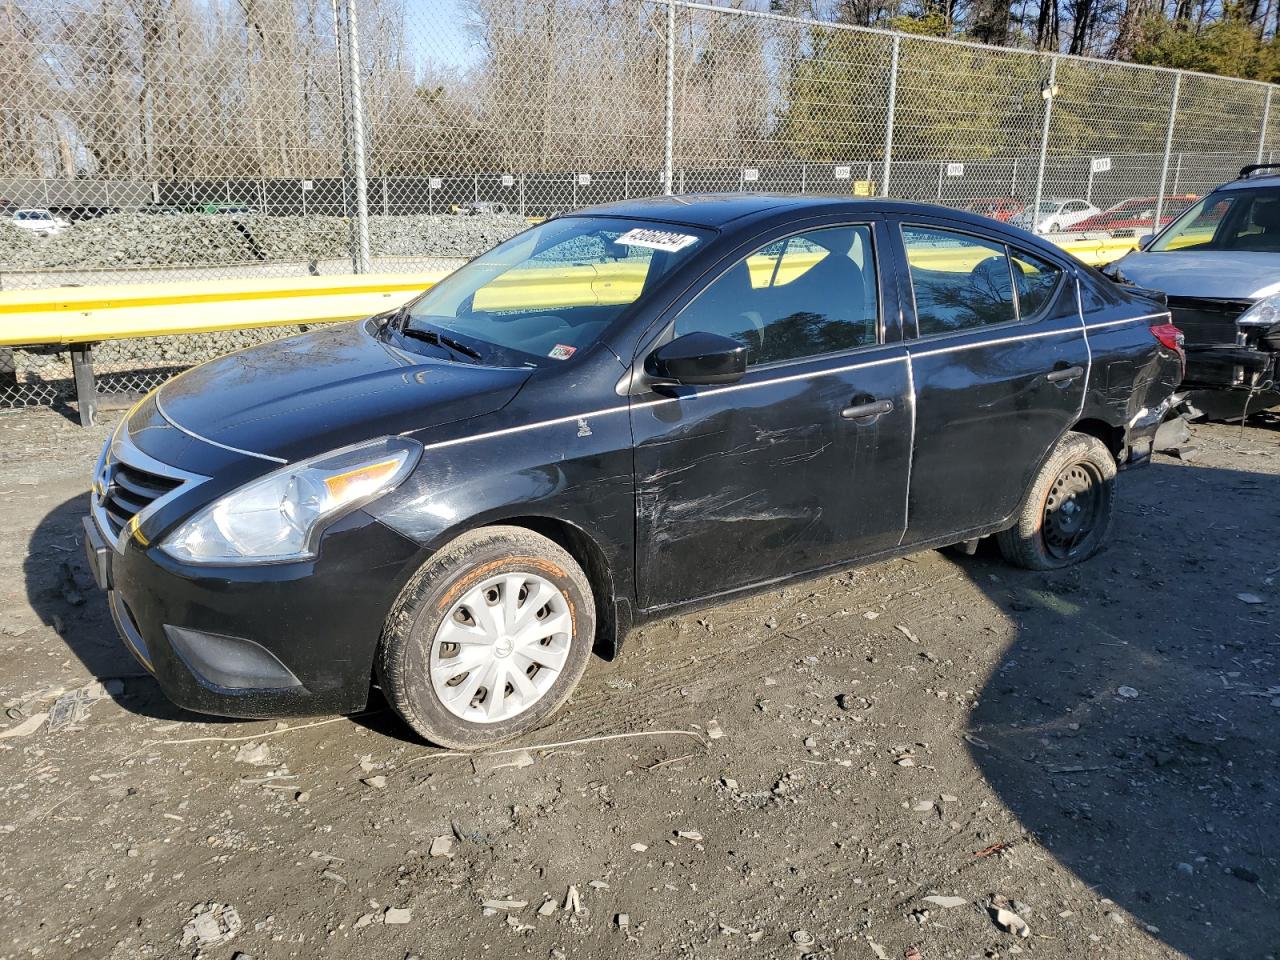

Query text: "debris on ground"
[233, 742, 273, 766]
[383, 907, 412, 924]
[180, 902, 242, 948]
[361, 775, 387, 789]
[563, 885, 585, 915]
[472, 750, 535, 775]
[429, 835, 455, 858]
[0, 713, 47, 739]
[1117, 686, 1140, 699]
[923, 895, 968, 909]
[46, 679, 119, 732]
[986, 894, 1031, 938]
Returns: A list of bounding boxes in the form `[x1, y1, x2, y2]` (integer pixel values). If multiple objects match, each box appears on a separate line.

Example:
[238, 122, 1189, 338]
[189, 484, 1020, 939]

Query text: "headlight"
[1238, 293, 1280, 329]
[160, 437, 421, 565]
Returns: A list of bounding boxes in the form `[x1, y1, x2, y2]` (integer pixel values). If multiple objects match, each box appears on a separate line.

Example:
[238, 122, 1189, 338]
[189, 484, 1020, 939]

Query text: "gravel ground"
[0, 213, 529, 271]
[0, 408, 1275, 960]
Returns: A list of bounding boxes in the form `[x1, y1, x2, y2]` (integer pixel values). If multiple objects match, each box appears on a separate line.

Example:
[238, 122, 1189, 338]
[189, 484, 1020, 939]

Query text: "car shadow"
[965, 457, 1279, 956]
[24, 493, 234, 723]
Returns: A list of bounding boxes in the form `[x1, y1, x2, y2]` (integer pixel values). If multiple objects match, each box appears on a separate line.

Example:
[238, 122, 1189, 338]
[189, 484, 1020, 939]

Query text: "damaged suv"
[83, 195, 1183, 748]
[1106, 164, 1280, 419]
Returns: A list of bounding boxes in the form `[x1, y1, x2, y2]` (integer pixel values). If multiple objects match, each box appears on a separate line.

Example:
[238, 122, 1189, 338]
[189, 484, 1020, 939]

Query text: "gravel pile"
[0, 212, 529, 271]
[0, 221, 37, 265]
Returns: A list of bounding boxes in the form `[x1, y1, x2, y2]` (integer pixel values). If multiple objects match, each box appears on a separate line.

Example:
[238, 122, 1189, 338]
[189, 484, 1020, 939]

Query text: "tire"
[378, 525, 595, 749]
[996, 431, 1116, 571]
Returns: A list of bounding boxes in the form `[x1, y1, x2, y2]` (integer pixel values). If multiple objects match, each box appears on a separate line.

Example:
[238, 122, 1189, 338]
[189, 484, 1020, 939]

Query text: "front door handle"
[841, 398, 894, 420]
[1046, 365, 1085, 384]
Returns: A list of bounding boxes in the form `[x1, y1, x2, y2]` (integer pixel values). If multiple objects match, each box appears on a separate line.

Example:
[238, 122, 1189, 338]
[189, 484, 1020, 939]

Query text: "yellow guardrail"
[0, 273, 447, 347]
[0, 234, 1142, 348]
[1055, 235, 1141, 264]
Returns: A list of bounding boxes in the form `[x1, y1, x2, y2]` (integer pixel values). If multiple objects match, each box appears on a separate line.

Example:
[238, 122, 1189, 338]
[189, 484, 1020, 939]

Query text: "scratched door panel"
[631, 346, 911, 610]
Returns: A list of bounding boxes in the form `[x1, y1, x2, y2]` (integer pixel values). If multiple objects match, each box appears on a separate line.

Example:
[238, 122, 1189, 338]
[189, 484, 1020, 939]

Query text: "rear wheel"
[997, 432, 1116, 570]
[378, 526, 594, 749]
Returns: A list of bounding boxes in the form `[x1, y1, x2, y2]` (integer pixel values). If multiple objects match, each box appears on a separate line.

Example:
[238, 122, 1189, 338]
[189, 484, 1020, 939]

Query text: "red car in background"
[962, 197, 1025, 222]
[1073, 195, 1199, 235]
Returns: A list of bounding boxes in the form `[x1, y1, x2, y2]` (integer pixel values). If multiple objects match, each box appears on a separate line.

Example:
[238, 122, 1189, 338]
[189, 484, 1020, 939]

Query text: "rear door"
[630, 220, 913, 609]
[892, 220, 1089, 545]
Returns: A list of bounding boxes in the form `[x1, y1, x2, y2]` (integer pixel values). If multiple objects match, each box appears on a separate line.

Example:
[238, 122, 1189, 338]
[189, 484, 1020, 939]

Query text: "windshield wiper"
[398, 323, 483, 362]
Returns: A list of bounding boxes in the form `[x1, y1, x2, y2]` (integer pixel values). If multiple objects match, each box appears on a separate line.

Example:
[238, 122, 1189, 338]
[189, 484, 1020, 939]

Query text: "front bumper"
[85, 507, 425, 718]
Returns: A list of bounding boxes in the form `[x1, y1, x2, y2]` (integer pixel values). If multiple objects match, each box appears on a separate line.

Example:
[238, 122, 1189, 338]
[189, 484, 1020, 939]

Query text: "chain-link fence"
[2, 0, 1278, 410]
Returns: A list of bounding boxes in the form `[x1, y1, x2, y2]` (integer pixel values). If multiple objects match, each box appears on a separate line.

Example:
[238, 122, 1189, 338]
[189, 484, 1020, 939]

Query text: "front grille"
[1166, 296, 1253, 347]
[98, 459, 182, 538]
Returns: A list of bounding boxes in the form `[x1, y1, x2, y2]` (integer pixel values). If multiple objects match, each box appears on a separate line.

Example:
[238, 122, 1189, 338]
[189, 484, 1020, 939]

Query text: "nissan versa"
[83, 195, 1183, 748]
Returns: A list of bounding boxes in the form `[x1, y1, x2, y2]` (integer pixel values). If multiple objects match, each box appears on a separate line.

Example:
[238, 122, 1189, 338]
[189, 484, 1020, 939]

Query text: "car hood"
[156, 321, 532, 463]
[1110, 251, 1280, 300]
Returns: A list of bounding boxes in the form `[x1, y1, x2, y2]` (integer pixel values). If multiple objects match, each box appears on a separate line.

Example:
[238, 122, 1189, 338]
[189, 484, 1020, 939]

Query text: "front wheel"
[378, 526, 595, 749]
[996, 432, 1116, 570]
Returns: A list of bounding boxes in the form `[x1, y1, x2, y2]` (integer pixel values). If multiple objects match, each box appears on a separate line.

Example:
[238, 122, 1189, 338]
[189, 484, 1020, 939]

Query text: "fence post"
[664, 0, 675, 196]
[1032, 56, 1057, 236]
[1153, 71, 1181, 234]
[880, 34, 899, 198]
[1257, 86, 1272, 165]
[344, 0, 370, 274]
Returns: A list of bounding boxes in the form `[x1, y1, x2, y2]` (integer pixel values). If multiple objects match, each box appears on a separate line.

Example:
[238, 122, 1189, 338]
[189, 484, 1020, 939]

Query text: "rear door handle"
[1046, 365, 1084, 383]
[841, 398, 894, 420]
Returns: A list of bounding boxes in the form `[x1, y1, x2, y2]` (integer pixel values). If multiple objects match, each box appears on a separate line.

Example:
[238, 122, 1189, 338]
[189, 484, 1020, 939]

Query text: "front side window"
[902, 226, 1017, 335]
[672, 224, 878, 366]
[402, 216, 711, 366]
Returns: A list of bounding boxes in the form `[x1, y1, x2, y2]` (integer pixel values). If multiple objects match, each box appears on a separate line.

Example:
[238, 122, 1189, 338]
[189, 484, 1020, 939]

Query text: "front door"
[629, 222, 914, 610]
[894, 221, 1089, 544]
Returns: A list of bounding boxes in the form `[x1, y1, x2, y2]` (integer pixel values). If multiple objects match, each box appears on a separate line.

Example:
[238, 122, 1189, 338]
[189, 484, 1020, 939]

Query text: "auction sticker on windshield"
[548, 344, 577, 360]
[614, 228, 700, 253]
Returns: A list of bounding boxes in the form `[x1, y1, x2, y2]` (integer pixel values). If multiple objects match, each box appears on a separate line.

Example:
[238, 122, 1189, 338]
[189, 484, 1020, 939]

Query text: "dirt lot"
[0, 406, 1275, 960]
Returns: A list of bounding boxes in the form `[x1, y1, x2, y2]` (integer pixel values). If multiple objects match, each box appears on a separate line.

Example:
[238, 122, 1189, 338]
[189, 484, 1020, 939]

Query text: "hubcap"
[429, 572, 572, 724]
[1042, 461, 1102, 560]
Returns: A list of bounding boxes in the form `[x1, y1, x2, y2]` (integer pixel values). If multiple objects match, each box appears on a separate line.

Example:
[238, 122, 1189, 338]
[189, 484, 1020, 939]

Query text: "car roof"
[1218, 173, 1280, 192]
[568, 192, 1012, 233]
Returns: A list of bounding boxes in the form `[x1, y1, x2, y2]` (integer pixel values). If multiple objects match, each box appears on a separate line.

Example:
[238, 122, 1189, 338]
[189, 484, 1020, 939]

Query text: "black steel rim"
[1041, 461, 1103, 560]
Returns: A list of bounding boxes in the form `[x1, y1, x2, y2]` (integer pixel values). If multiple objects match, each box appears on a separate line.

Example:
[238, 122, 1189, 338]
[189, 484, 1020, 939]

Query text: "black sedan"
[83, 195, 1184, 747]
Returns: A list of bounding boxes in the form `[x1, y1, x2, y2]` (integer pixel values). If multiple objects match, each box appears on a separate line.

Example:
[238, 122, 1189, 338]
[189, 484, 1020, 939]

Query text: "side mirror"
[644, 332, 747, 386]
[1137, 234, 1155, 251]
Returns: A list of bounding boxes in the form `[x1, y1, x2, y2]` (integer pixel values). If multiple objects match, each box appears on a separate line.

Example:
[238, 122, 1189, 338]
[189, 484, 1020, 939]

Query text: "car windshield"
[399, 216, 711, 365]
[1150, 187, 1280, 253]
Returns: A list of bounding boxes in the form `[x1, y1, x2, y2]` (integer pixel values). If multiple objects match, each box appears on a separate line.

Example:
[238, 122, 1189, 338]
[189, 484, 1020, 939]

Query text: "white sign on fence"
[300, 180, 313, 192]
[1091, 157, 1112, 174]
[577, 173, 591, 185]
[501, 174, 514, 187]
[946, 162, 965, 177]
[742, 167, 759, 182]
[833, 165, 851, 180]
[429, 177, 442, 190]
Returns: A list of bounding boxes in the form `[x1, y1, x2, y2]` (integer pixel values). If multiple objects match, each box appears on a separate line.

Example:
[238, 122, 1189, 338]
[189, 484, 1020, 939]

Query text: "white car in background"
[10, 208, 69, 236]
[1009, 198, 1100, 235]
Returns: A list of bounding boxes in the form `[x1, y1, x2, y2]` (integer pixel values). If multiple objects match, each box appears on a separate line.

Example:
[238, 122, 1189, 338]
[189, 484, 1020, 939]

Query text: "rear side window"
[673, 224, 878, 366]
[1009, 249, 1063, 317]
[902, 226, 1016, 334]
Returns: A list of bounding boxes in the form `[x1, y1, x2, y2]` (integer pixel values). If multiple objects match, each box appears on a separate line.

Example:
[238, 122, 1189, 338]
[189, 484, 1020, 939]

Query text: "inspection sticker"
[614, 228, 699, 253]
[548, 344, 577, 360]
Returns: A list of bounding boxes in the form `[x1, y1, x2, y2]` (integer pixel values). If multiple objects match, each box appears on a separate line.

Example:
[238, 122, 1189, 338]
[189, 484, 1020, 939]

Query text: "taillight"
[1150, 322, 1186, 374]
